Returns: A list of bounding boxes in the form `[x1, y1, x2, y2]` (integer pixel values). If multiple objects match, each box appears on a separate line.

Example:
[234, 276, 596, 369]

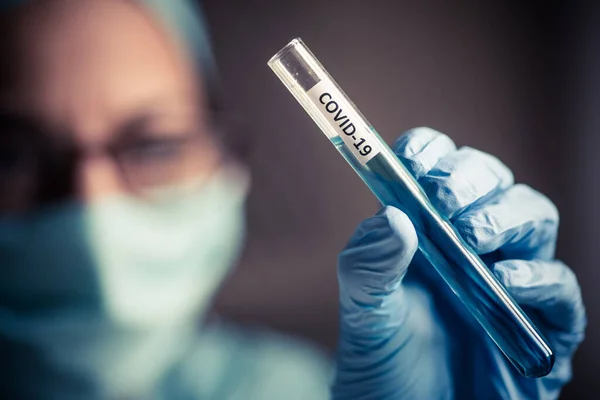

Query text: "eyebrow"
[116, 112, 155, 134]
[113, 100, 207, 136]
[0, 110, 49, 136]
[113, 111, 191, 141]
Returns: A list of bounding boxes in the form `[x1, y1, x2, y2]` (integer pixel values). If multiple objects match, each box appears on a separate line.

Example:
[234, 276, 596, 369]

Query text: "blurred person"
[0, 0, 586, 399]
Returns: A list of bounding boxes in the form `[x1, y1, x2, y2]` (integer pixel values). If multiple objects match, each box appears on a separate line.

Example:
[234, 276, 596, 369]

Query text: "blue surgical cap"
[140, 0, 219, 85]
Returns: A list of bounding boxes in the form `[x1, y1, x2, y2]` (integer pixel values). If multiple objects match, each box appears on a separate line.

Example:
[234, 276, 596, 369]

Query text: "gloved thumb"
[335, 207, 455, 399]
[337, 206, 418, 334]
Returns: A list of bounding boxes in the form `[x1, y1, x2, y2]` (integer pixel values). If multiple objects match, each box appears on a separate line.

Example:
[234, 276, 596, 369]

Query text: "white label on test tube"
[307, 81, 381, 166]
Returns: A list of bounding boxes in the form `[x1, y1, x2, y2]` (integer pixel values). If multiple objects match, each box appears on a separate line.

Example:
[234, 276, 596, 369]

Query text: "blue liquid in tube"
[268, 37, 554, 378]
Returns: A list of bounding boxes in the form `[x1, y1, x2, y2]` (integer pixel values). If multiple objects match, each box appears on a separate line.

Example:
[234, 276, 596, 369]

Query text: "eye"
[0, 141, 32, 174]
[0, 148, 23, 170]
[122, 138, 185, 163]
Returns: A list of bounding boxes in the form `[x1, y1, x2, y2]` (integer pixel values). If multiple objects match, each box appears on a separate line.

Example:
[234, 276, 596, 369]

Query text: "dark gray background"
[204, 1, 597, 397]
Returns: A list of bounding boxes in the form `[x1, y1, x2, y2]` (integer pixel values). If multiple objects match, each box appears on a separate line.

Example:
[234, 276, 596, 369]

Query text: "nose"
[76, 153, 127, 202]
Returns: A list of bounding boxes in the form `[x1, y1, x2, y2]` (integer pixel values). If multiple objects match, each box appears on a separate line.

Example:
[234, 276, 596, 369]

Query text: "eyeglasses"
[0, 113, 224, 212]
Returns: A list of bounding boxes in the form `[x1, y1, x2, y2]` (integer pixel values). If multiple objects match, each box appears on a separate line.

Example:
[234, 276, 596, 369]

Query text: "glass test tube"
[268, 38, 554, 378]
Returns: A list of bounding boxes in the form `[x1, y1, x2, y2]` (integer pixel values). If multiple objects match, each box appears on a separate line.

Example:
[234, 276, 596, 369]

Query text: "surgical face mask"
[0, 165, 249, 398]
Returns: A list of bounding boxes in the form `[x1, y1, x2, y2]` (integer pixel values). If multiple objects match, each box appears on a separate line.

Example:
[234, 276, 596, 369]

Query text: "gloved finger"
[454, 184, 559, 260]
[493, 259, 586, 341]
[393, 127, 456, 179]
[336, 207, 462, 400]
[337, 206, 418, 332]
[419, 147, 514, 219]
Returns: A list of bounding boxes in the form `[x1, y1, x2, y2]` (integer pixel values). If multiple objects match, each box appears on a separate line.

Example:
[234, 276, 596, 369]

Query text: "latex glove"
[333, 128, 586, 400]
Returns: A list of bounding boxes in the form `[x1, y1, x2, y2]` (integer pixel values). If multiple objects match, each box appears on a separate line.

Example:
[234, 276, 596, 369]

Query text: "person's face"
[0, 0, 221, 213]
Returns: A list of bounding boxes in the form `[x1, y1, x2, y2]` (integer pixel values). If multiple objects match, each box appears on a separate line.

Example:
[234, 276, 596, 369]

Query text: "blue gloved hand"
[333, 128, 586, 400]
